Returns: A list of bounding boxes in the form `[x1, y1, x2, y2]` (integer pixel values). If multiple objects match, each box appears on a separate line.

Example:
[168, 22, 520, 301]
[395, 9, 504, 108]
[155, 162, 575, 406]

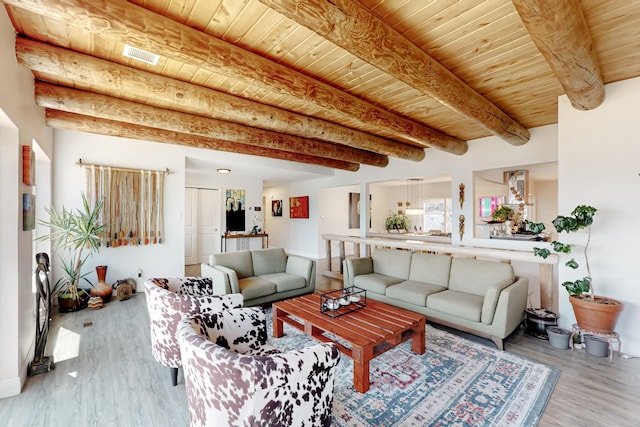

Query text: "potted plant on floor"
[37, 194, 107, 312]
[531, 205, 624, 334]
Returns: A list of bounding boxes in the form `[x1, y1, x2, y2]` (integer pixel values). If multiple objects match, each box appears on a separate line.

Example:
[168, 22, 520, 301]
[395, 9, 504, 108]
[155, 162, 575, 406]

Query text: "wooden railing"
[322, 234, 559, 311]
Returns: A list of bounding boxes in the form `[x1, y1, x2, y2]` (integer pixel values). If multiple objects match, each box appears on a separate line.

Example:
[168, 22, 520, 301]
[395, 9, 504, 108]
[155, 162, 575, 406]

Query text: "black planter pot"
[524, 308, 559, 339]
[57, 289, 90, 313]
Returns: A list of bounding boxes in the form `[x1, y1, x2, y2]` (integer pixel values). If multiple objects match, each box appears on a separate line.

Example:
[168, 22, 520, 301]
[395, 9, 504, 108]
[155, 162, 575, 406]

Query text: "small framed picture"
[289, 196, 309, 219]
[23, 193, 35, 231]
[271, 199, 283, 217]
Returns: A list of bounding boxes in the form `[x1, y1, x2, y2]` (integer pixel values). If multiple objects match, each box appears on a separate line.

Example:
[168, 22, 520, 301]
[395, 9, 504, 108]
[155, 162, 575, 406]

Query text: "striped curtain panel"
[86, 166, 165, 247]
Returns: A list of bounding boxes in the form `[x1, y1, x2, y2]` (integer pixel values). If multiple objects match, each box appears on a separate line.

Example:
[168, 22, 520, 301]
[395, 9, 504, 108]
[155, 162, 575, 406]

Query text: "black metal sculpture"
[28, 252, 55, 376]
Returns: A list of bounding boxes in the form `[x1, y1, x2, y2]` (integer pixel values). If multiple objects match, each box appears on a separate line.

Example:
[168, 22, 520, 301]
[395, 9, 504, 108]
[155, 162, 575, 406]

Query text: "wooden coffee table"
[272, 293, 426, 393]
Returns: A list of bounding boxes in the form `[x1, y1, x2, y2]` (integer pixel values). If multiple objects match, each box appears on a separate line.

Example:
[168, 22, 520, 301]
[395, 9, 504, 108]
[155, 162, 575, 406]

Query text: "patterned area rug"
[267, 313, 558, 427]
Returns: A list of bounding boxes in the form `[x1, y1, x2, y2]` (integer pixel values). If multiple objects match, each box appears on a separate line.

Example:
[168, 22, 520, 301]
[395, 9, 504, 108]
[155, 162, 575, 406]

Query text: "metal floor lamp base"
[28, 356, 55, 377]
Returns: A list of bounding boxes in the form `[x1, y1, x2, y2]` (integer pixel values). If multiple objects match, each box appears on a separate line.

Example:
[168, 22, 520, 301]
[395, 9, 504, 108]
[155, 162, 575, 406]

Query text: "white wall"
[187, 169, 264, 253]
[557, 77, 640, 355]
[52, 130, 186, 287]
[0, 10, 54, 398]
[318, 184, 360, 257]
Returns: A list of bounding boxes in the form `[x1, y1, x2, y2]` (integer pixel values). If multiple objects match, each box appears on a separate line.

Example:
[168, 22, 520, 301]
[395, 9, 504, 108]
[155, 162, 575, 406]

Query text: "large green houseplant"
[531, 205, 623, 333]
[385, 210, 410, 232]
[37, 194, 106, 312]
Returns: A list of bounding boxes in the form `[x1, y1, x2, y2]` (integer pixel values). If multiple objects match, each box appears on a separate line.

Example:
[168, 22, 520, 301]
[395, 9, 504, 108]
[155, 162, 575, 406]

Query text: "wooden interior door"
[196, 188, 218, 264]
[184, 187, 197, 265]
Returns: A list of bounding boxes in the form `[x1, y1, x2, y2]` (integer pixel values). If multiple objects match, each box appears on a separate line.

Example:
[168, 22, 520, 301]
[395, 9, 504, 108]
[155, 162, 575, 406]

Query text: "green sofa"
[200, 248, 316, 306]
[343, 248, 528, 349]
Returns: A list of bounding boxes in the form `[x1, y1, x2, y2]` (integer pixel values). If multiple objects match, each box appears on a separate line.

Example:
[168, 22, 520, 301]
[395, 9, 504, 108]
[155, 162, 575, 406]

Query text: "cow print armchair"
[177, 308, 341, 427]
[144, 277, 244, 386]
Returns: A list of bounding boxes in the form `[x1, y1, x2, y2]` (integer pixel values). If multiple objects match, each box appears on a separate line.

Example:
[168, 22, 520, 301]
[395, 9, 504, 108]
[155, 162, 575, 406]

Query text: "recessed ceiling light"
[217, 168, 231, 174]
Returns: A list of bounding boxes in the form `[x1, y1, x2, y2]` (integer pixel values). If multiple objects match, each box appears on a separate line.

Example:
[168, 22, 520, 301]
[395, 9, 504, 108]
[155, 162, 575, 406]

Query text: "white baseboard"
[0, 375, 22, 399]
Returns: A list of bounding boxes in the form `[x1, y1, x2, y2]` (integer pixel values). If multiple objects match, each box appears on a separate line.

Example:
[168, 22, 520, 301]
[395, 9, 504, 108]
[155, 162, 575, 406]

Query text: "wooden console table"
[221, 233, 268, 252]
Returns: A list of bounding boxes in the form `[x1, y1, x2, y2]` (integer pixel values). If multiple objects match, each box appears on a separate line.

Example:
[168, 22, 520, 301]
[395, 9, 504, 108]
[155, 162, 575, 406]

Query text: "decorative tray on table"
[320, 286, 367, 318]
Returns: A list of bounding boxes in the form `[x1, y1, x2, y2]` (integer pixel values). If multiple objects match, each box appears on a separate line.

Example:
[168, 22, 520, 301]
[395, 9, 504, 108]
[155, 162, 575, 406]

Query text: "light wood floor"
[1, 264, 638, 427]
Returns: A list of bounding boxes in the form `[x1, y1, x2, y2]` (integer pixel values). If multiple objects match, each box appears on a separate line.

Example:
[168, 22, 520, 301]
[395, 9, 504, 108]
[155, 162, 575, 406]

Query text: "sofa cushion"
[285, 256, 313, 281]
[408, 253, 452, 287]
[386, 280, 447, 307]
[252, 248, 287, 276]
[353, 273, 403, 295]
[210, 251, 254, 279]
[238, 277, 277, 300]
[372, 249, 412, 280]
[426, 290, 483, 322]
[259, 273, 306, 292]
[448, 258, 515, 297]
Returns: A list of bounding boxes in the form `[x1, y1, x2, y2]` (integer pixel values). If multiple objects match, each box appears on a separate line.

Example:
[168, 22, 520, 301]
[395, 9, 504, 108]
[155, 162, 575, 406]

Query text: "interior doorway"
[185, 187, 219, 267]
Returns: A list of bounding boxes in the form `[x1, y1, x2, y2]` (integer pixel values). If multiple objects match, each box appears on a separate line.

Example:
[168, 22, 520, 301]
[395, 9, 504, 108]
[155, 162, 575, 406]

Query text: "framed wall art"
[289, 196, 309, 219]
[226, 188, 246, 232]
[22, 145, 35, 186]
[349, 192, 360, 229]
[23, 193, 35, 231]
[271, 199, 283, 217]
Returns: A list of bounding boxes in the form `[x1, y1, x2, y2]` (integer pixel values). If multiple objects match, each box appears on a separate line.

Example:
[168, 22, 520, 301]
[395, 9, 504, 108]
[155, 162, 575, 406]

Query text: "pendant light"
[405, 178, 424, 215]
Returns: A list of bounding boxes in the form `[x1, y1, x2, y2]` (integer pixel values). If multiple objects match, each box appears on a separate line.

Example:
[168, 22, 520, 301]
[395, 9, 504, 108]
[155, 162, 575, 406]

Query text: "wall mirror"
[368, 175, 452, 238]
[473, 162, 558, 240]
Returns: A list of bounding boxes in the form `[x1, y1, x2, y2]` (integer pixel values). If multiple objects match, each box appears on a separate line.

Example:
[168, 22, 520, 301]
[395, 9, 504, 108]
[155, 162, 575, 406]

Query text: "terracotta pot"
[569, 294, 624, 334]
[91, 265, 112, 302]
[95, 265, 108, 283]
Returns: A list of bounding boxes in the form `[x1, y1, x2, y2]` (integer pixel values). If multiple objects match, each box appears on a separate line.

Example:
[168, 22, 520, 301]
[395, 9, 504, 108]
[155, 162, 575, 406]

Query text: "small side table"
[569, 324, 621, 362]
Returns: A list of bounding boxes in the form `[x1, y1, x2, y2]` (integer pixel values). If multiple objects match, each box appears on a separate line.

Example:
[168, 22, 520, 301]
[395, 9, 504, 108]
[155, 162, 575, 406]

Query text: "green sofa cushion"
[372, 249, 412, 280]
[252, 248, 287, 276]
[408, 253, 452, 287]
[448, 258, 514, 297]
[353, 273, 403, 295]
[238, 277, 277, 300]
[386, 280, 447, 307]
[426, 289, 483, 322]
[285, 256, 313, 281]
[259, 272, 306, 292]
[210, 251, 254, 279]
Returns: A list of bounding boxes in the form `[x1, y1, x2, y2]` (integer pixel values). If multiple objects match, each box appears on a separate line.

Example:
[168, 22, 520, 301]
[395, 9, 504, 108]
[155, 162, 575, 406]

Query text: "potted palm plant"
[37, 194, 106, 312]
[531, 205, 623, 334]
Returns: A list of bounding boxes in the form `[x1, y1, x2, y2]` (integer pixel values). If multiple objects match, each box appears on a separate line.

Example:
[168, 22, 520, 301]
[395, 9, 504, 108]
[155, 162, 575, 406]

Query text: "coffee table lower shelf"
[272, 293, 426, 393]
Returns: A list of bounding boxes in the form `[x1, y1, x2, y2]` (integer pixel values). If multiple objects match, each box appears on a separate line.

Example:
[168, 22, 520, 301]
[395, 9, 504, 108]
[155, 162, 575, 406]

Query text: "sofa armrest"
[215, 265, 241, 294]
[481, 276, 526, 324]
[343, 257, 373, 287]
[487, 277, 529, 337]
[285, 255, 316, 288]
[201, 263, 233, 294]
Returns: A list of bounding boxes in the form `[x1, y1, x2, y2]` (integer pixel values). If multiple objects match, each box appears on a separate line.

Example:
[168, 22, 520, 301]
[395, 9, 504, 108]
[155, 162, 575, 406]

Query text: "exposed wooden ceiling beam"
[35, 82, 388, 167]
[512, 0, 604, 110]
[259, 0, 530, 146]
[4, 0, 468, 155]
[46, 110, 360, 171]
[15, 37, 425, 162]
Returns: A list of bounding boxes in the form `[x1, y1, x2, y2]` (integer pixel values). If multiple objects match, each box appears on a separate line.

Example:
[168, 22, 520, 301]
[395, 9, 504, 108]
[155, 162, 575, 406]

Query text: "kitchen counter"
[367, 232, 451, 243]
[490, 233, 545, 241]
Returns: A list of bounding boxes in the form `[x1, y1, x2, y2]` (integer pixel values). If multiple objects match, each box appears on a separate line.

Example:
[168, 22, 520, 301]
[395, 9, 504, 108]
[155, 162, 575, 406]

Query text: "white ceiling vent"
[122, 44, 160, 65]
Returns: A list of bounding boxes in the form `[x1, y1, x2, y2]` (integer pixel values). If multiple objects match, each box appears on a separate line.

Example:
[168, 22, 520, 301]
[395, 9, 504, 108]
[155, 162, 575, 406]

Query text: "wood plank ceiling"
[3, 0, 640, 171]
